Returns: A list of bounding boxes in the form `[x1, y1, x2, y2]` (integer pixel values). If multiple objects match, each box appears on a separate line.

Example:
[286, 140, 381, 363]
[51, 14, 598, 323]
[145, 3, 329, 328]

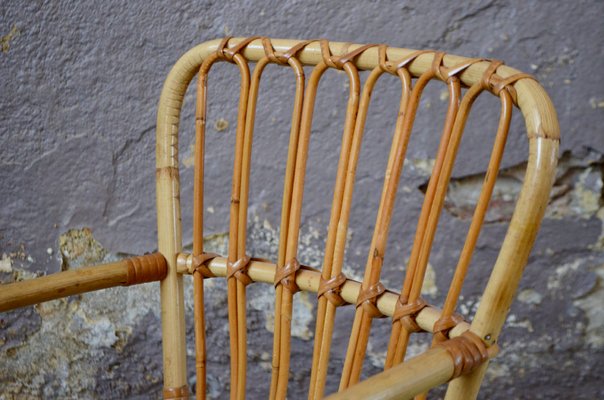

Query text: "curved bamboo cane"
[268, 61, 328, 400]
[387, 81, 483, 367]
[192, 47, 252, 400]
[240, 54, 307, 400]
[416, 86, 514, 400]
[308, 65, 391, 400]
[273, 61, 361, 400]
[340, 57, 440, 387]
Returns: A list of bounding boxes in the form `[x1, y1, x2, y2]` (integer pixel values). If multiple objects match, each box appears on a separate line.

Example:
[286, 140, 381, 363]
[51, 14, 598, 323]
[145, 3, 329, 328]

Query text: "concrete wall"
[1, 1, 603, 398]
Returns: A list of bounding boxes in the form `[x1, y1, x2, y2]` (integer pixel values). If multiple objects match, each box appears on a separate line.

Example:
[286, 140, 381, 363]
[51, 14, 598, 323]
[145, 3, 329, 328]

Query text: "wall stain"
[1, 25, 19, 53]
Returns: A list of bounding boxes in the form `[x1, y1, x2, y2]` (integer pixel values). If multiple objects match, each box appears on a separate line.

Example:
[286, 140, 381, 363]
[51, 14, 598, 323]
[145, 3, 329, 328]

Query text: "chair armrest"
[0, 253, 167, 312]
[326, 342, 498, 400]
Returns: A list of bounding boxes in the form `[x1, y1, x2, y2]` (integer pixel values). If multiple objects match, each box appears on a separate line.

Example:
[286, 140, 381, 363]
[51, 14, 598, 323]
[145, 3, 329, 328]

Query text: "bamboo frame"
[342, 52, 452, 389]
[194, 46, 253, 400]
[263, 48, 316, 400]
[155, 37, 558, 400]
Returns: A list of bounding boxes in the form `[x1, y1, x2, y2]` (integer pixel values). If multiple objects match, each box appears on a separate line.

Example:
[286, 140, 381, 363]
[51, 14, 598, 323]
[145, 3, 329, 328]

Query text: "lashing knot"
[274, 258, 301, 293]
[188, 252, 219, 278]
[318, 272, 348, 306]
[392, 297, 428, 332]
[227, 256, 252, 286]
[356, 281, 387, 318]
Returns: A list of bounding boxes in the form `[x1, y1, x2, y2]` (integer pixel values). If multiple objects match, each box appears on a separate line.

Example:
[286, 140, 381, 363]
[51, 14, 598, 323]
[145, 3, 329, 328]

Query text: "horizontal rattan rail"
[176, 253, 477, 338]
[0, 253, 167, 312]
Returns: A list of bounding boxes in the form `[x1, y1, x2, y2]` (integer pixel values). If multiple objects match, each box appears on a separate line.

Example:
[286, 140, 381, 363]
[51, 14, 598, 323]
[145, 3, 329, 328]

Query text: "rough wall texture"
[1, 1, 603, 399]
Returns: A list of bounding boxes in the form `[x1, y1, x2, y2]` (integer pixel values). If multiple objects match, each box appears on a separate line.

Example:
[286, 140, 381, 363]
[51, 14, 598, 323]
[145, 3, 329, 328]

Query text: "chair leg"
[157, 163, 188, 396]
[444, 361, 489, 400]
[159, 255, 189, 399]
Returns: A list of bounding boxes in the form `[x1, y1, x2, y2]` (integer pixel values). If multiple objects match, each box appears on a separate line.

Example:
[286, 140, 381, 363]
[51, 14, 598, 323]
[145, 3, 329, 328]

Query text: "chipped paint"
[589, 97, 604, 109]
[506, 314, 534, 332]
[409, 158, 436, 177]
[437, 149, 604, 222]
[1, 229, 161, 397]
[547, 260, 581, 290]
[59, 228, 107, 269]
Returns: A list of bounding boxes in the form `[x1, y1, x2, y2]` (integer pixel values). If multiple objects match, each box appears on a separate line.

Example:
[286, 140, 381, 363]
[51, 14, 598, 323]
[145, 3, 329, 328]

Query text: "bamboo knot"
[274, 258, 301, 293]
[356, 282, 387, 318]
[227, 256, 253, 286]
[318, 272, 348, 306]
[480, 60, 503, 90]
[479, 59, 536, 103]
[392, 297, 428, 333]
[489, 72, 537, 104]
[437, 331, 489, 379]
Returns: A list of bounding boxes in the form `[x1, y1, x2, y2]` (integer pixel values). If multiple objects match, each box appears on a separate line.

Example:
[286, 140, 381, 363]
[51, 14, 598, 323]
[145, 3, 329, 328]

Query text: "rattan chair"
[0, 37, 559, 399]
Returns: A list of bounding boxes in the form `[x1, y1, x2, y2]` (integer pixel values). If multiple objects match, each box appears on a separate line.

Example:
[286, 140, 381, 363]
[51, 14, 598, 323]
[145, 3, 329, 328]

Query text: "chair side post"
[156, 101, 188, 395]
[445, 137, 559, 399]
[156, 40, 221, 398]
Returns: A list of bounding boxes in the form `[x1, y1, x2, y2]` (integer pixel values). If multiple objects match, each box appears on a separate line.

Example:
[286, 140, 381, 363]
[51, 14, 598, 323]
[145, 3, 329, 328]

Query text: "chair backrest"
[155, 37, 559, 400]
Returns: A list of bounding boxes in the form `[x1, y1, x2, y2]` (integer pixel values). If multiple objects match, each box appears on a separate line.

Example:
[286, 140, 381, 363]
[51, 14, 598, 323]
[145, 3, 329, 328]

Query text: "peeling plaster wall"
[1, 1, 603, 399]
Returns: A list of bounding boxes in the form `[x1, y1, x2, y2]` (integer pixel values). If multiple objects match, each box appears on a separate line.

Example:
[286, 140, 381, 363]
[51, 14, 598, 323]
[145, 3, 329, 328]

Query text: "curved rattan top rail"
[155, 37, 559, 400]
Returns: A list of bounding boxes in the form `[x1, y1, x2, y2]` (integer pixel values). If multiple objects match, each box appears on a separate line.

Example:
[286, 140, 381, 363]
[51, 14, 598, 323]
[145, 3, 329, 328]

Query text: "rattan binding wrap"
[125, 253, 168, 285]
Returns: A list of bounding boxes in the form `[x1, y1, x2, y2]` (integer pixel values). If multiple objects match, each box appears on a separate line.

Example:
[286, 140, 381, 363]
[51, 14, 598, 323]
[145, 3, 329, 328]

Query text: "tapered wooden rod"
[0, 253, 167, 313]
[177, 254, 469, 337]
